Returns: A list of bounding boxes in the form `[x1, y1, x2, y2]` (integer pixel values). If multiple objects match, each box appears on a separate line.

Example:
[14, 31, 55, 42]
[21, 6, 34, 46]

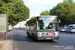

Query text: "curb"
[7, 31, 13, 50]
[9, 35, 13, 50]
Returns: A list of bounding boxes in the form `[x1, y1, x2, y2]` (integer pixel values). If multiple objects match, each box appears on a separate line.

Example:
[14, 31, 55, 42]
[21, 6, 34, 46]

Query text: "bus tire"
[50, 40, 53, 41]
[66, 31, 67, 33]
[71, 32, 72, 33]
[27, 32, 30, 37]
[28, 35, 30, 37]
[32, 33, 34, 39]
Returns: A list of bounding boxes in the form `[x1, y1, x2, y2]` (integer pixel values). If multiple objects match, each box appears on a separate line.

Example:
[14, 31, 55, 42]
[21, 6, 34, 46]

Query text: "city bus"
[26, 16, 59, 40]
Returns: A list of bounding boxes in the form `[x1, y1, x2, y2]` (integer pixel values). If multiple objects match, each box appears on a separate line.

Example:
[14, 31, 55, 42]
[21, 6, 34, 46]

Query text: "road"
[12, 29, 75, 50]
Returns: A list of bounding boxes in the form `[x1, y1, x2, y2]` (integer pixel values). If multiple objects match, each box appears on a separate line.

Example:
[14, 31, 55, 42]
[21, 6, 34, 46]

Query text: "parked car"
[23, 27, 26, 31]
[59, 27, 63, 31]
[66, 27, 75, 33]
[19, 27, 22, 30]
[60, 27, 67, 32]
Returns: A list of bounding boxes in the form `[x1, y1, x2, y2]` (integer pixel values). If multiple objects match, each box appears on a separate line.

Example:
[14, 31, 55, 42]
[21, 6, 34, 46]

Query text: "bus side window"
[27, 24, 30, 31]
[30, 23, 34, 31]
[27, 26, 29, 30]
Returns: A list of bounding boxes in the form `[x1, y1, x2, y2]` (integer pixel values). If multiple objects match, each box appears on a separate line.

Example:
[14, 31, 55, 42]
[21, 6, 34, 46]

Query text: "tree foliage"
[0, 0, 30, 26]
[40, 10, 50, 15]
[50, 0, 75, 26]
[30, 16, 35, 20]
[68, 0, 73, 4]
[10, 0, 30, 26]
[0, 0, 6, 14]
[64, 0, 73, 3]
[25, 16, 35, 26]
[3, 0, 11, 3]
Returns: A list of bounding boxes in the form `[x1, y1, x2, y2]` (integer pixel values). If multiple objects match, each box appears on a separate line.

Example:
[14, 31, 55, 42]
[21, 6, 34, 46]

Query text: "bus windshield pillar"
[37, 21, 38, 30]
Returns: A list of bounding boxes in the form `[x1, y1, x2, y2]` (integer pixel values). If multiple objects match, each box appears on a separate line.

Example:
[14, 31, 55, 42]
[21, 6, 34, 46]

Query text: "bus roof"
[27, 16, 58, 22]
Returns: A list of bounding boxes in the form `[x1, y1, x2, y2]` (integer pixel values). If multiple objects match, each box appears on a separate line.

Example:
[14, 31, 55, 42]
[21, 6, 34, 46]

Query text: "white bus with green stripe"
[26, 16, 59, 40]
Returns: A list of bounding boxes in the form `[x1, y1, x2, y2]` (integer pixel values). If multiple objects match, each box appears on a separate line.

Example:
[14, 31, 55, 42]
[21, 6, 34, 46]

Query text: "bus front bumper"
[37, 36, 59, 40]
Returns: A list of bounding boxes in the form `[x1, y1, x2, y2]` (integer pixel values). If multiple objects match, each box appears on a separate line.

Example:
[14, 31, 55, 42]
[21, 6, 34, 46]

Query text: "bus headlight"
[55, 32, 59, 36]
[37, 33, 42, 37]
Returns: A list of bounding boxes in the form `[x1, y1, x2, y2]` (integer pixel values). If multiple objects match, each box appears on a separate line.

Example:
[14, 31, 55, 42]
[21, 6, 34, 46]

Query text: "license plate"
[46, 38, 51, 39]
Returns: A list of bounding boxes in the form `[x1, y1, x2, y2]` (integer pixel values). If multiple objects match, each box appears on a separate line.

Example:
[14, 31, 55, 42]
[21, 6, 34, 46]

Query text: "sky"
[14, 0, 75, 28]
[23, 0, 75, 20]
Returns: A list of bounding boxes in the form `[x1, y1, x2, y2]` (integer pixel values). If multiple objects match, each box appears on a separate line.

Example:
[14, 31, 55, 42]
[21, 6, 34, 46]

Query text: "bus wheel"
[28, 35, 30, 37]
[66, 31, 67, 33]
[71, 32, 72, 33]
[27, 32, 30, 37]
[50, 40, 53, 41]
[32, 33, 34, 39]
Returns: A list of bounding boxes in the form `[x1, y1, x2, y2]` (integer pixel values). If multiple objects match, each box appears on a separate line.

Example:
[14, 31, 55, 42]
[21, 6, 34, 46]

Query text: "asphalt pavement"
[12, 29, 75, 50]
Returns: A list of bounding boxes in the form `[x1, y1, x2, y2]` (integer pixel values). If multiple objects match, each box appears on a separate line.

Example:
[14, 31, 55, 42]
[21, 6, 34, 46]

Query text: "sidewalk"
[0, 31, 13, 50]
[0, 40, 9, 50]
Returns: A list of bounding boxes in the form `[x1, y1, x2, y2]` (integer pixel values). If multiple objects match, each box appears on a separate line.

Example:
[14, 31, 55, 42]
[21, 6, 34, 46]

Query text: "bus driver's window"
[38, 20, 44, 30]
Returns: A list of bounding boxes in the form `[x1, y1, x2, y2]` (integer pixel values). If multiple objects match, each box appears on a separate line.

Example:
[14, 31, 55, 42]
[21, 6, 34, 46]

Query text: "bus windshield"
[38, 17, 59, 31]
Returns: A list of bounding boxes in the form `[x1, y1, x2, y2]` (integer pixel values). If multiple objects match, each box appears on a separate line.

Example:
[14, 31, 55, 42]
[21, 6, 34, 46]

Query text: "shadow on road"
[13, 34, 58, 44]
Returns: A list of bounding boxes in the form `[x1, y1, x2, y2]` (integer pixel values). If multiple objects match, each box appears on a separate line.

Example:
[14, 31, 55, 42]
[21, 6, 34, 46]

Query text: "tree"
[68, 0, 73, 4]
[30, 16, 35, 19]
[0, 0, 30, 26]
[9, 0, 30, 26]
[0, 0, 7, 14]
[50, 0, 75, 26]
[25, 16, 35, 26]
[40, 10, 50, 15]
[67, 8, 75, 23]
[3, 0, 11, 3]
